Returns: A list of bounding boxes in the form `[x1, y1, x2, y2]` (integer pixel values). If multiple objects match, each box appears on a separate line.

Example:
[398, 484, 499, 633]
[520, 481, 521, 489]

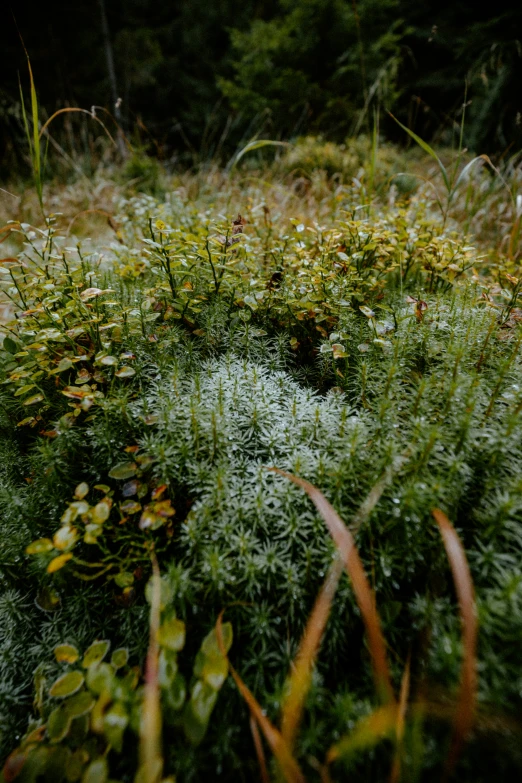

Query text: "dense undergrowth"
[1, 141, 522, 781]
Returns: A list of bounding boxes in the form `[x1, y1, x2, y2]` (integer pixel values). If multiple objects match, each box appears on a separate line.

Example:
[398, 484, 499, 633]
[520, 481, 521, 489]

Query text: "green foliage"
[219, 0, 403, 137]
[2, 613, 231, 782]
[1, 154, 522, 779]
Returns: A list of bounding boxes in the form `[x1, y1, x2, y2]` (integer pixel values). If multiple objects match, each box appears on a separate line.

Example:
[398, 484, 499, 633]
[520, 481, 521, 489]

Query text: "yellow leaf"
[47, 553, 73, 573]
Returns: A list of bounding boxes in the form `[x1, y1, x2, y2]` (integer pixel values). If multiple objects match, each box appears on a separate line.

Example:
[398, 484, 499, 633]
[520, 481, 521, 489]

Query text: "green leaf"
[202, 653, 228, 690]
[190, 680, 218, 723]
[14, 384, 36, 397]
[23, 393, 44, 406]
[81, 758, 108, 783]
[64, 691, 95, 718]
[47, 706, 71, 743]
[65, 748, 88, 782]
[82, 640, 110, 668]
[108, 461, 137, 480]
[74, 482, 89, 500]
[56, 357, 73, 372]
[110, 648, 129, 669]
[158, 617, 186, 652]
[201, 623, 233, 657]
[102, 703, 128, 752]
[54, 644, 80, 664]
[3, 336, 18, 354]
[49, 670, 84, 699]
[26, 537, 54, 555]
[114, 571, 134, 588]
[165, 671, 186, 713]
[85, 663, 113, 695]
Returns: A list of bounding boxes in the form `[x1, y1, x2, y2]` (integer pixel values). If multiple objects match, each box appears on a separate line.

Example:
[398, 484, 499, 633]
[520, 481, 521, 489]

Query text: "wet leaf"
[54, 644, 80, 664]
[109, 461, 137, 480]
[82, 640, 110, 668]
[49, 670, 84, 698]
[115, 366, 136, 378]
[23, 393, 44, 406]
[74, 482, 89, 500]
[99, 355, 118, 366]
[359, 305, 375, 318]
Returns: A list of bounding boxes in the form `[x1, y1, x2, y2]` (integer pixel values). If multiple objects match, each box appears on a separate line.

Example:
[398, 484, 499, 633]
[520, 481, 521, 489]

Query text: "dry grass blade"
[39, 108, 116, 145]
[0, 224, 20, 244]
[216, 612, 306, 783]
[269, 468, 394, 704]
[432, 509, 477, 777]
[136, 553, 163, 783]
[250, 715, 270, 783]
[281, 555, 344, 750]
[389, 656, 411, 783]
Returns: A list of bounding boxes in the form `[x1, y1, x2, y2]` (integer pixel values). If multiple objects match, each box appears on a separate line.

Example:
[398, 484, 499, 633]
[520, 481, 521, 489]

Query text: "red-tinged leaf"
[269, 469, 394, 704]
[151, 484, 167, 501]
[2, 749, 28, 782]
[432, 509, 477, 776]
[216, 613, 305, 783]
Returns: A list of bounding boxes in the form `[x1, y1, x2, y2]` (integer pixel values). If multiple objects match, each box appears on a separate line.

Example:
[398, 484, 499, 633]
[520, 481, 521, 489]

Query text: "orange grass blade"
[250, 715, 270, 783]
[281, 555, 344, 749]
[389, 655, 411, 783]
[269, 469, 394, 703]
[136, 554, 163, 783]
[216, 613, 306, 783]
[432, 509, 477, 776]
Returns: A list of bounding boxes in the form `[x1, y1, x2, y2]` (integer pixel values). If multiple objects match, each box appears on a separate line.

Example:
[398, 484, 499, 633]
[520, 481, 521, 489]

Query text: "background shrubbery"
[1, 0, 521, 174]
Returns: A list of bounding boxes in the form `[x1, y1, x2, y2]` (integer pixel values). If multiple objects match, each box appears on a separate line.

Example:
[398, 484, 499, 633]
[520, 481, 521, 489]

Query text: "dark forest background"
[1, 0, 521, 171]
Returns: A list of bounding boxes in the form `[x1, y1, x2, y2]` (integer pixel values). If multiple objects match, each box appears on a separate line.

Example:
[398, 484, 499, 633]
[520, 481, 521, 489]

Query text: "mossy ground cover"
[1, 143, 522, 781]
